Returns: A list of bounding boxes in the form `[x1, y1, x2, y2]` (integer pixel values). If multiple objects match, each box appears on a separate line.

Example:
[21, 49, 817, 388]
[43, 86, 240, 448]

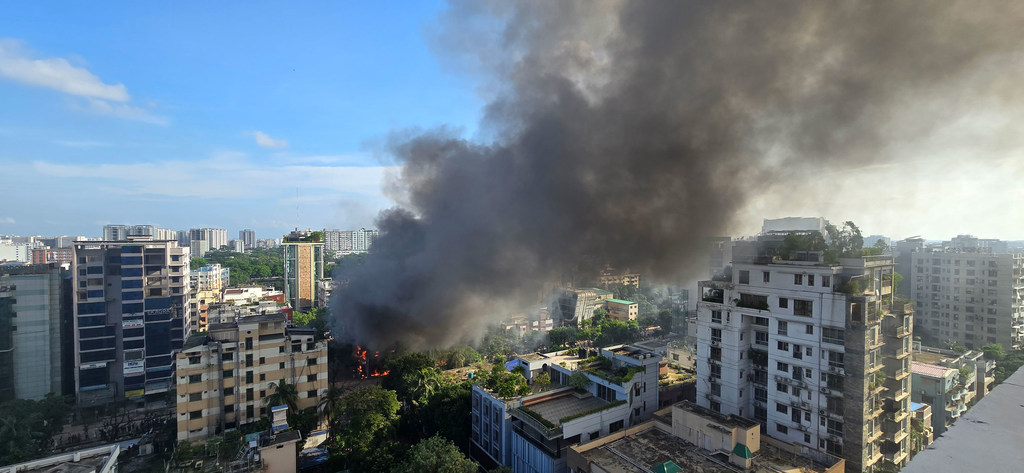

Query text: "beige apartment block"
[175, 314, 327, 443]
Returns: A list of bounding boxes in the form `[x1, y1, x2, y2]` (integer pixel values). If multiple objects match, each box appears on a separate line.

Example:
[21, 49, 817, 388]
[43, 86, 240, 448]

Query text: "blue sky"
[0, 2, 480, 239]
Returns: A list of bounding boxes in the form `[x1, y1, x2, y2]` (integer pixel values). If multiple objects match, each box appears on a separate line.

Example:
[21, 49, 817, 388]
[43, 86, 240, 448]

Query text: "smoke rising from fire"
[332, 1, 1024, 349]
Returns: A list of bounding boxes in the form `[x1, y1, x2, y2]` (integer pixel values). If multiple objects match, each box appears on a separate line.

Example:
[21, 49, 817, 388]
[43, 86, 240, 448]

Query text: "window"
[822, 327, 844, 345]
[307, 374, 317, 382]
[777, 382, 789, 393]
[777, 361, 789, 372]
[739, 270, 750, 284]
[222, 369, 233, 378]
[794, 274, 803, 285]
[805, 347, 812, 357]
[259, 373, 266, 381]
[711, 383, 722, 396]
[259, 357, 265, 364]
[776, 423, 788, 434]
[189, 392, 202, 402]
[763, 271, 771, 283]
[793, 299, 812, 316]
[807, 275, 815, 286]
[779, 297, 788, 309]
[189, 410, 202, 420]
[279, 362, 285, 369]
[755, 331, 769, 345]
[246, 371, 253, 384]
[778, 341, 790, 351]
[711, 328, 722, 344]
[711, 310, 722, 324]
[224, 387, 234, 396]
[308, 357, 318, 365]
[307, 389, 317, 398]
[225, 405, 234, 413]
[778, 321, 788, 335]
[805, 325, 814, 335]
[188, 374, 202, 384]
[776, 402, 788, 413]
[223, 352, 233, 361]
[188, 356, 201, 365]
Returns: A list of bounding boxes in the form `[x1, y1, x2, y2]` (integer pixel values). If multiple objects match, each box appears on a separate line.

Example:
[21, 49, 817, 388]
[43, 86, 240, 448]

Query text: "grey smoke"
[332, 1, 1024, 349]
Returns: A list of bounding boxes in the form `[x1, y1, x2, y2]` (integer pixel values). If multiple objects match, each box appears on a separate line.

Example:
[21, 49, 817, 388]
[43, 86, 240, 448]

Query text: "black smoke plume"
[333, 1, 1024, 349]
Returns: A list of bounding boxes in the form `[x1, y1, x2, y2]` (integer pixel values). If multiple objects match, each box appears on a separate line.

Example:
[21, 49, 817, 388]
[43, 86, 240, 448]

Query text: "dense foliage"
[0, 394, 73, 465]
[193, 248, 284, 286]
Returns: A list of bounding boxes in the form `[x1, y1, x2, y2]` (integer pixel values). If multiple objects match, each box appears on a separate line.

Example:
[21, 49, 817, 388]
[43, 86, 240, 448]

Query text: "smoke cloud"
[333, 1, 1024, 349]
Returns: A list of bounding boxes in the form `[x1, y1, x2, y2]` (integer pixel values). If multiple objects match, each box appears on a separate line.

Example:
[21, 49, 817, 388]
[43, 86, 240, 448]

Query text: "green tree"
[338, 386, 401, 470]
[981, 343, 1006, 361]
[547, 326, 577, 348]
[382, 352, 436, 402]
[535, 372, 551, 391]
[190, 257, 208, 268]
[415, 382, 473, 450]
[393, 435, 477, 473]
[318, 384, 345, 431]
[264, 379, 300, 417]
[568, 371, 591, 392]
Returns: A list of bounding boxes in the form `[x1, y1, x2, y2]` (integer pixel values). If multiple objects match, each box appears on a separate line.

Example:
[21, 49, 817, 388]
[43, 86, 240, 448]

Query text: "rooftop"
[912, 362, 954, 379]
[182, 333, 210, 350]
[575, 425, 837, 473]
[606, 298, 636, 305]
[902, 366, 1024, 473]
[522, 390, 612, 425]
[0, 445, 119, 473]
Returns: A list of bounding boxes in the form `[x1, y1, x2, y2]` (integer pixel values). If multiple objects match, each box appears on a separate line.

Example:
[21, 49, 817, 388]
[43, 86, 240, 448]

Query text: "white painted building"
[696, 251, 913, 472]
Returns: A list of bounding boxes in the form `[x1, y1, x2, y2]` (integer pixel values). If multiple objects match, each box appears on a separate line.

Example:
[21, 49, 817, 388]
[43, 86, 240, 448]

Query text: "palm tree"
[263, 379, 299, 414]
[318, 384, 344, 431]
[411, 368, 442, 407]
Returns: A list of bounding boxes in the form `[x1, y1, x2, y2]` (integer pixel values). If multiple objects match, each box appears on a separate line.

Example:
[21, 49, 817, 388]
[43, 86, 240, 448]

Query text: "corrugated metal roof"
[912, 361, 953, 378]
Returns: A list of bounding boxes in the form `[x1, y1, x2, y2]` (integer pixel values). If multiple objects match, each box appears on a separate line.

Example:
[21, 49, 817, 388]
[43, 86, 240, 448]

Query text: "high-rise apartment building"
[175, 314, 327, 442]
[238, 229, 256, 250]
[282, 231, 324, 312]
[696, 249, 913, 472]
[908, 246, 1023, 350]
[73, 237, 191, 407]
[910, 246, 1024, 351]
[0, 265, 72, 401]
[102, 225, 176, 242]
[322, 228, 378, 254]
[189, 228, 228, 254]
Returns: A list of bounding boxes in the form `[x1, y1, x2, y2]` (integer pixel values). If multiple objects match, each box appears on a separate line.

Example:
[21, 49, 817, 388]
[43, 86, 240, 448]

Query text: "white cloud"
[30, 153, 394, 201]
[0, 39, 129, 101]
[84, 98, 168, 125]
[248, 130, 288, 148]
[0, 217, 14, 224]
[0, 38, 167, 125]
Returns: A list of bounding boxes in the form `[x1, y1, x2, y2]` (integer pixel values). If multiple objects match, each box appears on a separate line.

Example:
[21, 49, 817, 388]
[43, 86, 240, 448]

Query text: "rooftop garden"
[582, 356, 646, 384]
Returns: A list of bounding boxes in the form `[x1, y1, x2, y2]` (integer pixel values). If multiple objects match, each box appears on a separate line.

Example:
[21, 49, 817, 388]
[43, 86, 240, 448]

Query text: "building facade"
[605, 299, 638, 321]
[696, 253, 913, 472]
[72, 237, 191, 407]
[282, 231, 324, 312]
[0, 265, 70, 401]
[909, 248, 1024, 350]
[189, 228, 229, 254]
[239, 229, 257, 250]
[191, 263, 231, 293]
[174, 314, 327, 442]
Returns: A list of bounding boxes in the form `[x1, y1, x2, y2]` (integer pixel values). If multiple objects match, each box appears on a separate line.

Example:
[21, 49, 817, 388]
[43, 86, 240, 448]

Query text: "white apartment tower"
[696, 249, 912, 472]
[910, 247, 1024, 350]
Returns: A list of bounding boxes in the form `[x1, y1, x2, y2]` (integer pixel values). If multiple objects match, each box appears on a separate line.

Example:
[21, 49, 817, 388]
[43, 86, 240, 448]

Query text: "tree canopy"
[394, 435, 477, 473]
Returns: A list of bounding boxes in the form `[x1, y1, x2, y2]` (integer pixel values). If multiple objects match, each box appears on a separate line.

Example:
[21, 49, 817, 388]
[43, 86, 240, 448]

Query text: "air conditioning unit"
[820, 387, 829, 394]
[711, 340, 720, 347]
[819, 409, 827, 416]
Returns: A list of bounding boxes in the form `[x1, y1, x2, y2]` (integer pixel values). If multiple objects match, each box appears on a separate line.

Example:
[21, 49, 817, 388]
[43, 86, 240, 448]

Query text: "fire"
[355, 345, 388, 378]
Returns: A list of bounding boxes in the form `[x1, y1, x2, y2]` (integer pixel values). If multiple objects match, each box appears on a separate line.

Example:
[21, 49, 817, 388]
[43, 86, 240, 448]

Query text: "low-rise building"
[207, 300, 283, 325]
[0, 444, 119, 473]
[605, 299, 638, 321]
[910, 361, 971, 437]
[174, 314, 327, 443]
[908, 402, 933, 459]
[913, 345, 996, 401]
[568, 401, 844, 473]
